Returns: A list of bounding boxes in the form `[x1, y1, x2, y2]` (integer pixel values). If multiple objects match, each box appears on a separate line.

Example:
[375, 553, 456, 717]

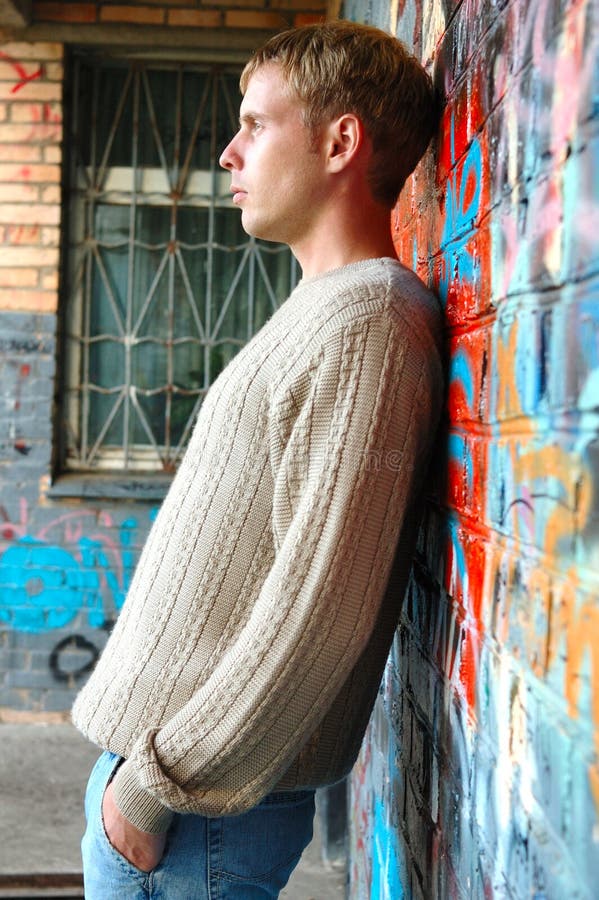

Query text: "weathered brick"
[167, 8, 221, 27]
[210, 0, 276, 5]
[293, 12, 325, 26]
[0, 60, 44, 83]
[224, 9, 288, 28]
[40, 185, 60, 204]
[0, 204, 60, 226]
[0, 43, 63, 61]
[43, 689, 80, 712]
[270, 0, 325, 8]
[5, 225, 42, 246]
[0, 123, 61, 143]
[0, 143, 41, 162]
[40, 226, 59, 246]
[0, 288, 57, 312]
[0, 163, 60, 183]
[44, 62, 63, 81]
[0, 247, 60, 269]
[32, 2, 98, 23]
[0, 183, 39, 202]
[6, 669, 50, 689]
[0, 648, 29, 670]
[9, 102, 62, 125]
[0, 688, 31, 711]
[0, 81, 61, 102]
[99, 4, 165, 24]
[0, 268, 39, 287]
[42, 146, 61, 164]
[40, 270, 58, 290]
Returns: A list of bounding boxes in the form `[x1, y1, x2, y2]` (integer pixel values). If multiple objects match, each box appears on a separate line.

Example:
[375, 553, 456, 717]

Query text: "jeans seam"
[208, 816, 222, 900]
[206, 819, 212, 900]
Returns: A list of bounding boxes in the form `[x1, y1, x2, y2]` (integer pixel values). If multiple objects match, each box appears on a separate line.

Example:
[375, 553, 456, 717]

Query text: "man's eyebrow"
[239, 110, 271, 125]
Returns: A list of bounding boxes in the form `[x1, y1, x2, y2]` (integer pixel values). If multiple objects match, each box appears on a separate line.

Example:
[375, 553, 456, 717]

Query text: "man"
[73, 20, 443, 898]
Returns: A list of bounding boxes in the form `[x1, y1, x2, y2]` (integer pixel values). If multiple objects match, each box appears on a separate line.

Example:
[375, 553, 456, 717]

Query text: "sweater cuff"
[111, 759, 174, 834]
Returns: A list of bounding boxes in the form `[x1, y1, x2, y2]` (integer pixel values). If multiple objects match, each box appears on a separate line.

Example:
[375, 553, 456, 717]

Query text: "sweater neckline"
[296, 256, 400, 290]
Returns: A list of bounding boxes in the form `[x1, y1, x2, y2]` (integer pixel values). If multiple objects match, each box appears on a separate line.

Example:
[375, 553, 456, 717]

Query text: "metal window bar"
[62, 57, 298, 473]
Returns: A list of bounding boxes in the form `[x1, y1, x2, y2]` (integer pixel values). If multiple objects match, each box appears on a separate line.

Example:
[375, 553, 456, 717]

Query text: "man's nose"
[219, 135, 239, 171]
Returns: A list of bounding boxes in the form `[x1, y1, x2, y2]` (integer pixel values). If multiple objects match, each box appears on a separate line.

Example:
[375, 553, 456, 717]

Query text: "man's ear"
[324, 114, 365, 173]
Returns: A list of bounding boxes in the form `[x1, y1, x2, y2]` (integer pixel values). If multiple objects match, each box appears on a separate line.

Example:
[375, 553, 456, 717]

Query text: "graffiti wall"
[0, 35, 156, 715]
[345, 0, 599, 897]
[0, 311, 157, 712]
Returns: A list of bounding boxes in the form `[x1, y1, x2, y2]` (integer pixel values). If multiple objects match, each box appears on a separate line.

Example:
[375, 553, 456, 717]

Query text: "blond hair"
[241, 21, 439, 209]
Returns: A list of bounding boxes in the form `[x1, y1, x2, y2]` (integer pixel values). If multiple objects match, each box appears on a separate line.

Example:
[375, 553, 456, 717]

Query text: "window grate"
[61, 56, 298, 473]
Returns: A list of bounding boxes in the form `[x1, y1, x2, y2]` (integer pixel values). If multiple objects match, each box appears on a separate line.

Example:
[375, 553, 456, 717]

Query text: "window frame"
[52, 49, 298, 497]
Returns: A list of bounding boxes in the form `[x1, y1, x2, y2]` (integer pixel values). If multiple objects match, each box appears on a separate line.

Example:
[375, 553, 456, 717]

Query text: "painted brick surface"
[345, 0, 599, 897]
[0, 305, 157, 710]
[0, 38, 148, 715]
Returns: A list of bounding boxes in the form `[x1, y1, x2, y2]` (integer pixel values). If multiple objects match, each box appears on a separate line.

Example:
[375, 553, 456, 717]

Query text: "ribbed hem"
[111, 760, 174, 834]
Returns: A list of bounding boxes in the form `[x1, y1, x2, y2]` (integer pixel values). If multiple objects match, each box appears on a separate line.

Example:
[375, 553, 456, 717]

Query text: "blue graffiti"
[0, 538, 97, 632]
[450, 348, 475, 410]
[0, 518, 140, 634]
[440, 112, 483, 304]
[578, 287, 599, 376]
[370, 797, 405, 900]
[449, 432, 474, 493]
[447, 517, 468, 589]
[448, 347, 476, 492]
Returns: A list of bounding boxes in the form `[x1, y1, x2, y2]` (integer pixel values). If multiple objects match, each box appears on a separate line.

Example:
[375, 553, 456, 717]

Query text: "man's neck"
[289, 198, 398, 279]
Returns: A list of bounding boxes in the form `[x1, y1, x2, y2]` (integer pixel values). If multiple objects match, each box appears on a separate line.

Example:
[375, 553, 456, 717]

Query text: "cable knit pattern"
[72, 257, 444, 833]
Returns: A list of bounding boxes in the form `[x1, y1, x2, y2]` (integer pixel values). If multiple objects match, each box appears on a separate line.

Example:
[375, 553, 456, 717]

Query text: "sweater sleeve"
[110, 308, 441, 832]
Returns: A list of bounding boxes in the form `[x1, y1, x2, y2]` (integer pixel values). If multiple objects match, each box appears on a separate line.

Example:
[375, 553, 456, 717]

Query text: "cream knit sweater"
[72, 257, 444, 833]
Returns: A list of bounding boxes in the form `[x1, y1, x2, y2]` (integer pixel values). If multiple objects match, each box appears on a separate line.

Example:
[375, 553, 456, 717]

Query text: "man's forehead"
[240, 62, 298, 111]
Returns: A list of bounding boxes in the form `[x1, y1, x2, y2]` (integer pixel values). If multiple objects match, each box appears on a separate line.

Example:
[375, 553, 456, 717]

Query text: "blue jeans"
[81, 751, 316, 899]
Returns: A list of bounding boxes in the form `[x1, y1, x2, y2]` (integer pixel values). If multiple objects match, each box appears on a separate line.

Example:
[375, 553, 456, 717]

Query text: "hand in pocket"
[101, 781, 167, 873]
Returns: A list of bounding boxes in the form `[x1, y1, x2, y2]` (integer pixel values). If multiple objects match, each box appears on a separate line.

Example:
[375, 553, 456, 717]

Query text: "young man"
[73, 20, 443, 898]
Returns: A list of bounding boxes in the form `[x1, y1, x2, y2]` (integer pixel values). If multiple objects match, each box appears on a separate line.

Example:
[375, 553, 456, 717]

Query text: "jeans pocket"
[99, 796, 153, 878]
[212, 789, 315, 886]
[87, 752, 151, 880]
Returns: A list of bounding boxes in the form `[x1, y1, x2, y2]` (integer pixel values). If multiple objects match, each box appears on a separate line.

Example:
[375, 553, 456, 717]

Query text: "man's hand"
[101, 781, 167, 873]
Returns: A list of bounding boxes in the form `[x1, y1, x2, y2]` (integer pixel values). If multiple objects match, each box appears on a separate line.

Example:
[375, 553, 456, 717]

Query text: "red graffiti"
[0, 51, 43, 94]
[23, 102, 62, 145]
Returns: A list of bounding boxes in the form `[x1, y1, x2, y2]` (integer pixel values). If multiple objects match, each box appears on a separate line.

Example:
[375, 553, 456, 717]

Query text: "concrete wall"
[346, 0, 599, 897]
[0, 2, 324, 716]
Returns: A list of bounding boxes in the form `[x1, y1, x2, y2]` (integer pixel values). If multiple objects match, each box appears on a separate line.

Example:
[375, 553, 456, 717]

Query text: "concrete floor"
[0, 723, 345, 898]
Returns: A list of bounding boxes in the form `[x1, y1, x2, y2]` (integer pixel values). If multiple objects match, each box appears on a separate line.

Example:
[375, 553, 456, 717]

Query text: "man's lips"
[230, 186, 247, 204]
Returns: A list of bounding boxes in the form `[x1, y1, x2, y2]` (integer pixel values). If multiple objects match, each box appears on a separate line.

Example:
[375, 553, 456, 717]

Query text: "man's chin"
[240, 215, 280, 244]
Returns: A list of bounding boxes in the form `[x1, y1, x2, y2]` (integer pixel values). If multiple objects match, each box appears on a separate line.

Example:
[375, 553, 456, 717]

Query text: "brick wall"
[0, 2, 324, 716]
[346, 0, 598, 897]
[0, 41, 62, 315]
[28, 0, 324, 31]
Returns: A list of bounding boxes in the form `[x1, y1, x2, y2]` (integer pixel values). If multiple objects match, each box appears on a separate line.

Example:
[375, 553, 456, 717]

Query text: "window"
[59, 55, 297, 475]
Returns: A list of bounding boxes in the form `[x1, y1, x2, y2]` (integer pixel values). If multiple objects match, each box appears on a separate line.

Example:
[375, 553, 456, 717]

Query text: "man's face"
[219, 64, 327, 246]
